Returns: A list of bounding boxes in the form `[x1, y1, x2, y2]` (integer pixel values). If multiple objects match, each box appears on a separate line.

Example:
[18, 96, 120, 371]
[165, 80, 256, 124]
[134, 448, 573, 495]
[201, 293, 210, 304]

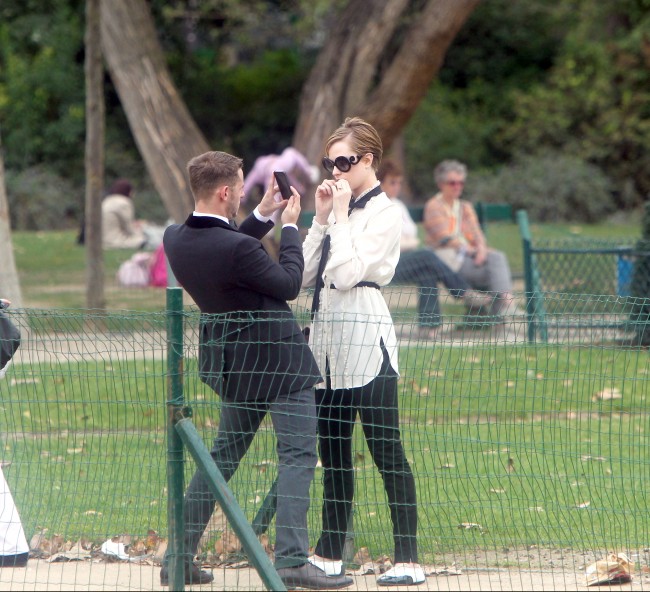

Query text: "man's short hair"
[187, 151, 243, 199]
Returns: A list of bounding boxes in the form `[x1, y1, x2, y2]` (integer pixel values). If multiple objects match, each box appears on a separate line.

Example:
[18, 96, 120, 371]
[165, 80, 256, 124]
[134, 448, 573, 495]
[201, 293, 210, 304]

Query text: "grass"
[2, 218, 647, 562]
[2, 341, 649, 560]
[11, 211, 642, 310]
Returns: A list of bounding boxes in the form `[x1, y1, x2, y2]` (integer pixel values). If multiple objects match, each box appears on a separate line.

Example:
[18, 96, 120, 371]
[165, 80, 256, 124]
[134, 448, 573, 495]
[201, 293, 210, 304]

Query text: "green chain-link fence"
[1, 288, 650, 590]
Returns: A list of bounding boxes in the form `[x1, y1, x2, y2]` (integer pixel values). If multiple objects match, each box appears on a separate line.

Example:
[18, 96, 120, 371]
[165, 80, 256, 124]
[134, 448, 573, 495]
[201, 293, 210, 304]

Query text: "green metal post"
[166, 287, 186, 591]
[175, 418, 287, 592]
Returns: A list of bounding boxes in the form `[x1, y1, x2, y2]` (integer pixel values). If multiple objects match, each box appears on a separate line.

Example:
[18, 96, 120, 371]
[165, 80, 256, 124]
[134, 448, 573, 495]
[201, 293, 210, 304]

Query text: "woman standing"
[302, 117, 424, 587]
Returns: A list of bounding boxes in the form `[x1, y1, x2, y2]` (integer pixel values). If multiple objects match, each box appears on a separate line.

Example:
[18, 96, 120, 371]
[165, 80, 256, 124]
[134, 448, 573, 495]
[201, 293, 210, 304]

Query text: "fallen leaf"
[577, 501, 591, 509]
[593, 387, 622, 401]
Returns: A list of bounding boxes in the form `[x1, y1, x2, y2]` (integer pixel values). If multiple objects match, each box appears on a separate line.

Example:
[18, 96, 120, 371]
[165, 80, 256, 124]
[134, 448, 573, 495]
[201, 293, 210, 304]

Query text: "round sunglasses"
[321, 154, 363, 174]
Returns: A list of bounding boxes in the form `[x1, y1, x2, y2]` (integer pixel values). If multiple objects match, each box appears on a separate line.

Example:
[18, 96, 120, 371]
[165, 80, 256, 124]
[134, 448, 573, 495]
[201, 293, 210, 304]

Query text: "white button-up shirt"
[302, 189, 401, 389]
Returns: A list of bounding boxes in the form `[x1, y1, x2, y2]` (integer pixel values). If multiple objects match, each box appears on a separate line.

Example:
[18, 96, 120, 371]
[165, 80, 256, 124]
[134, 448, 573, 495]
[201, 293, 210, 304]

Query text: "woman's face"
[439, 170, 466, 200]
[327, 139, 373, 194]
[380, 174, 403, 199]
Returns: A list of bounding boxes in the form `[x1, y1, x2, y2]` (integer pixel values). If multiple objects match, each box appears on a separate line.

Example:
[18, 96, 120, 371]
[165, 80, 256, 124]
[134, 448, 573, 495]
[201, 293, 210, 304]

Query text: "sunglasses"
[444, 180, 465, 187]
[322, 155, 363, 174]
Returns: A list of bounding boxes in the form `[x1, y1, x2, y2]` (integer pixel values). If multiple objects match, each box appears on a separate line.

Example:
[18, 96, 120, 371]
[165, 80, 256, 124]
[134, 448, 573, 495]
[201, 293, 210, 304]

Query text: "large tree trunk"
[0, 130, 23, 308]
[293, 0, 480, 189]
[100, 0, 210, 222]
[85, 0, 105, 310]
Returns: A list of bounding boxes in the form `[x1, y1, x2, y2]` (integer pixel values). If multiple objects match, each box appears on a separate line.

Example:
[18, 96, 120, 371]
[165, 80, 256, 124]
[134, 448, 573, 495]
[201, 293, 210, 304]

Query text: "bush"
[5, 166, 81, 230]
[467, 151, 615, 223]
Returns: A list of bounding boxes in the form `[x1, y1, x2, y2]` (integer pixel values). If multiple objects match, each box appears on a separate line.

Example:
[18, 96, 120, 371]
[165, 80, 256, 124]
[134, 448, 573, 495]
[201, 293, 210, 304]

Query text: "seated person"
[102, 179, 165, 250]
[423, 159, 515, 317]
[378, 159, 491, 339]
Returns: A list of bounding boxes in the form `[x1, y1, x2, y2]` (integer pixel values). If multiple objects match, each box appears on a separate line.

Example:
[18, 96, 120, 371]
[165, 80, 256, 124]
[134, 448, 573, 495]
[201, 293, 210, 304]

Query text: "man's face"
[226, 169, 245, 219]
[381, 174, 403, 199]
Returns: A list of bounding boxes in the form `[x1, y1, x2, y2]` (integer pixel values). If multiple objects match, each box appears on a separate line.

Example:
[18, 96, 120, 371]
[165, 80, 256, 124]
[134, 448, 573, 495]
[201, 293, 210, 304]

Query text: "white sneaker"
[307, 554, 344, 576]
[377, 562, 426, 586]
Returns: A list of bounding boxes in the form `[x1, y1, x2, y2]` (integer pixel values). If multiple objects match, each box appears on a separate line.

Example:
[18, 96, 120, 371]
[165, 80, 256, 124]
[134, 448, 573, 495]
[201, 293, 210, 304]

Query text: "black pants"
[314, 352, 418, 563]
[181, 388, 318, 568]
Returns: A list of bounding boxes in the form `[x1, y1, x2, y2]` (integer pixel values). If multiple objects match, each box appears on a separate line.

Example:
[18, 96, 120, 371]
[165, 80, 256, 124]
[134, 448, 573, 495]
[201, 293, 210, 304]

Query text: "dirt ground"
[0, 558, 644, 591]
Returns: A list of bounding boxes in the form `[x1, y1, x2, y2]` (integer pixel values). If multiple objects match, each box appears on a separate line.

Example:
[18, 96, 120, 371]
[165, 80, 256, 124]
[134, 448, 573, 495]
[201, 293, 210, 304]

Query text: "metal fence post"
[166, 286, 186, 591]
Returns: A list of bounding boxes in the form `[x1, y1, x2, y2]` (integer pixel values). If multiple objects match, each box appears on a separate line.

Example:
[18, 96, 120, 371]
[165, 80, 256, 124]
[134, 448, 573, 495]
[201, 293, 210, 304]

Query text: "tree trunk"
[293, 0, 480, 201]
[85, 0, 106, 310]
[100, 0, 210, 222]
[0, 130, 23, 308]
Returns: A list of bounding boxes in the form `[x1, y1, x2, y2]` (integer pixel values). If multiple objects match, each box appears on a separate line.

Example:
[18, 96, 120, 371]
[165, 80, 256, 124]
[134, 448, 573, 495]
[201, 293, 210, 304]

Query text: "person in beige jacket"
[101, 178, 146, 250]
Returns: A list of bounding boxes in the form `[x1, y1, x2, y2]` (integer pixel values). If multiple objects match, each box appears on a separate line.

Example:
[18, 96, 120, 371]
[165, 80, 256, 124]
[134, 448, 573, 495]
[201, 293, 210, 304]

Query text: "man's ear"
[217, 184, 229, 202]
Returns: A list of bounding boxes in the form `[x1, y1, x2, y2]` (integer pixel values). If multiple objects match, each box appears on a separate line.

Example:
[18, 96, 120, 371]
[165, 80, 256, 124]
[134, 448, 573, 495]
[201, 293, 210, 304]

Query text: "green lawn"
[2, 220, 648, 562]
[2, 342, 648, 560]
[11, 213, 642, 310]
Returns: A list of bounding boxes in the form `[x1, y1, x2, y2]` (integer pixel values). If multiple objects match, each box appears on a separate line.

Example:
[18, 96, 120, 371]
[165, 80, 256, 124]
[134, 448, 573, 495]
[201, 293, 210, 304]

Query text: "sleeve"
[461, 201, 487, 249]
[423, 197, 450, 248]
[235, 228, 304, 301]
[326, 203, 401, 289]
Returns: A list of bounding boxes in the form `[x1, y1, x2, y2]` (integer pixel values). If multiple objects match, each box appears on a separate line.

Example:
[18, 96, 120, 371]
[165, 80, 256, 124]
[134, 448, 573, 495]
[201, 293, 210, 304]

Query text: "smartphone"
[274, 171, 292, 200]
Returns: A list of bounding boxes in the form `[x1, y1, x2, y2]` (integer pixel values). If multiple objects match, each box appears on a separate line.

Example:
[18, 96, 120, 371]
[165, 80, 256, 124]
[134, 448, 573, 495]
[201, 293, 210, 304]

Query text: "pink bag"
[149, 244, 168, 288]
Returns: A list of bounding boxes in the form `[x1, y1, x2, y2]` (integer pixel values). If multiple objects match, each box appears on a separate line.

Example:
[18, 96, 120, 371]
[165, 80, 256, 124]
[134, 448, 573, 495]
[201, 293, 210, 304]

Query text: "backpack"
[149, 244, 168, 288]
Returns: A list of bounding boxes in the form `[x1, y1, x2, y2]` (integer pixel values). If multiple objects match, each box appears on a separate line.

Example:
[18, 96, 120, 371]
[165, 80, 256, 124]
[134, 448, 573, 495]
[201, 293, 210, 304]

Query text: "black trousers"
[181, 387, 318, 568]
[314, 352, 418, 563]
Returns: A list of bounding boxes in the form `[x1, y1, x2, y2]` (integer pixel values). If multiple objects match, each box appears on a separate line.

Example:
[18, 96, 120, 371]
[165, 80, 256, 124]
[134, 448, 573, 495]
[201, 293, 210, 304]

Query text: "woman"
[378, 159, 492, 338]
[302, 117, 424, 587]
[423, 159, 515, 317]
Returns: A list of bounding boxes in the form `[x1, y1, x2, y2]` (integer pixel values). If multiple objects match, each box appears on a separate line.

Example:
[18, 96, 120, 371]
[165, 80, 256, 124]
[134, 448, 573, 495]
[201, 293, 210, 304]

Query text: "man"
[161, 151, 352, 589]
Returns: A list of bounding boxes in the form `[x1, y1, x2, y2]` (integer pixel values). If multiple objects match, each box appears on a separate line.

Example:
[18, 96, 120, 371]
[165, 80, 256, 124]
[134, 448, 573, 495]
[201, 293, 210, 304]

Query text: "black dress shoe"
[160, 562, 214, 586]
[276, 562, 353, 590]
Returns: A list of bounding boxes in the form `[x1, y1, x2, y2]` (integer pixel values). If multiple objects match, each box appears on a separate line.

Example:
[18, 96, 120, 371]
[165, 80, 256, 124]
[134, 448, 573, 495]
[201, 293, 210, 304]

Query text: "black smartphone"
[274, 171, 292, 200]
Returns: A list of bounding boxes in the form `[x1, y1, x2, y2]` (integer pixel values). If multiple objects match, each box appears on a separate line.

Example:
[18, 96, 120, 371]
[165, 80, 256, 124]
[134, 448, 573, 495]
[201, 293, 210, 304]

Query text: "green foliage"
[170, 48, 308, 169]
[0, 3, 85, 176]
[497, 0, 650, 206]
[5, 166, 80, 230]
[468, 151, 615, 223]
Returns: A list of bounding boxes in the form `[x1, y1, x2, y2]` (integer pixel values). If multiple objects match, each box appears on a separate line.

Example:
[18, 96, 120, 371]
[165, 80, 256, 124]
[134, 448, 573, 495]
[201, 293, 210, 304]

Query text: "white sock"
[308, 555, 343, 576]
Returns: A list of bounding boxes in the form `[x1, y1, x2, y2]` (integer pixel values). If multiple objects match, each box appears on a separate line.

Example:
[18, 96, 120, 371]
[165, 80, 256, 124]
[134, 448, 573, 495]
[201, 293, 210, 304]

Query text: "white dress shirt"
[302, 189, 401, 389]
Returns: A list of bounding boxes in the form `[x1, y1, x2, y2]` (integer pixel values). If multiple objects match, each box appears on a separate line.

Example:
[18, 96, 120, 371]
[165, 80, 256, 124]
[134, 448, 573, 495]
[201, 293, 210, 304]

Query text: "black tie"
[311, 185, 382, 317]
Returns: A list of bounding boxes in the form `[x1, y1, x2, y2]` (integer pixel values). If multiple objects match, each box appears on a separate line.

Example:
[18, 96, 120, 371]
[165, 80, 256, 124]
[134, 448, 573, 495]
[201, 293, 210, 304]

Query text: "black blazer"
[163, 213, 321, 402]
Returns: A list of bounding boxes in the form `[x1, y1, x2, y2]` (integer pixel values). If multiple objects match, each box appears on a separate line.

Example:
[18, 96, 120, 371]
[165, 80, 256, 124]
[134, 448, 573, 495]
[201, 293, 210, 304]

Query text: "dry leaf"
[577, 501, 591, 509]
[593, 387, 622, 401]
[458, 522, 484, 533]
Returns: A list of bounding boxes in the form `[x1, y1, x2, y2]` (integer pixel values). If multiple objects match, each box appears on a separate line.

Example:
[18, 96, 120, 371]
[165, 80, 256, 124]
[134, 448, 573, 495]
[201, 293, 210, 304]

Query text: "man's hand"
[281, 191, 301, 226]
[258, 173, 291, 218]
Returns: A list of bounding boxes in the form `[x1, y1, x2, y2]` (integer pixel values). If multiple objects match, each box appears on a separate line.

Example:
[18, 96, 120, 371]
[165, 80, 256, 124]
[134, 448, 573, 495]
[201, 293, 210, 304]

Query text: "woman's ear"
[363, 153, 374, 170]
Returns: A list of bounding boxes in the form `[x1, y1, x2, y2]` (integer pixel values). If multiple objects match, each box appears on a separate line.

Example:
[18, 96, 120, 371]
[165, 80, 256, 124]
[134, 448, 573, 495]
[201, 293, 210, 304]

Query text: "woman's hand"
[314, 180, 336, 225]
[331, 179, 352, 223]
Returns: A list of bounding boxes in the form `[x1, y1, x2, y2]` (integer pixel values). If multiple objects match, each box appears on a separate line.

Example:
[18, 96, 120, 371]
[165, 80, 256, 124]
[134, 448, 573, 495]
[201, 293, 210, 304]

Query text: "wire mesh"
[0, 292, 649, 590]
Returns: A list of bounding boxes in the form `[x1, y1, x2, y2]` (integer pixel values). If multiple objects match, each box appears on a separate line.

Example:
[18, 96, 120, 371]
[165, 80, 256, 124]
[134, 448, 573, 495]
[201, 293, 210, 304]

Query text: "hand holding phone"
[274, 171, 292, 200]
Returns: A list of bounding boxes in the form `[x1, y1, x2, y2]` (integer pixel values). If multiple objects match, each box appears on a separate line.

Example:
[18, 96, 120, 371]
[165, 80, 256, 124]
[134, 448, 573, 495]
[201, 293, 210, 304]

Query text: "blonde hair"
[325, 117, 383, 171]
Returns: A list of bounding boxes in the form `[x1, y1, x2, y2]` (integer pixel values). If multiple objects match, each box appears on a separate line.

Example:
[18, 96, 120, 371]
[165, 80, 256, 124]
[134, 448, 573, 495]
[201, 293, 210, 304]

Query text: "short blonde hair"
[187, 151, 243, 200]
[325, 117, 383, 171]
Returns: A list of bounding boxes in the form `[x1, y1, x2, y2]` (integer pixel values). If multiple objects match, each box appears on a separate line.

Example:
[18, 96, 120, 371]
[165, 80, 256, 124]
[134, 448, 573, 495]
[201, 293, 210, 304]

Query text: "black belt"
[329, 281, 380, 290]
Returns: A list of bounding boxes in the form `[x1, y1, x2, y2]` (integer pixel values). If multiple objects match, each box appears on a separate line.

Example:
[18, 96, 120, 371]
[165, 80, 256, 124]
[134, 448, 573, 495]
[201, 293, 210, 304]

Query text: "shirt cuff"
[282, 223, 298, 231]
[253, 206, 271, 223]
